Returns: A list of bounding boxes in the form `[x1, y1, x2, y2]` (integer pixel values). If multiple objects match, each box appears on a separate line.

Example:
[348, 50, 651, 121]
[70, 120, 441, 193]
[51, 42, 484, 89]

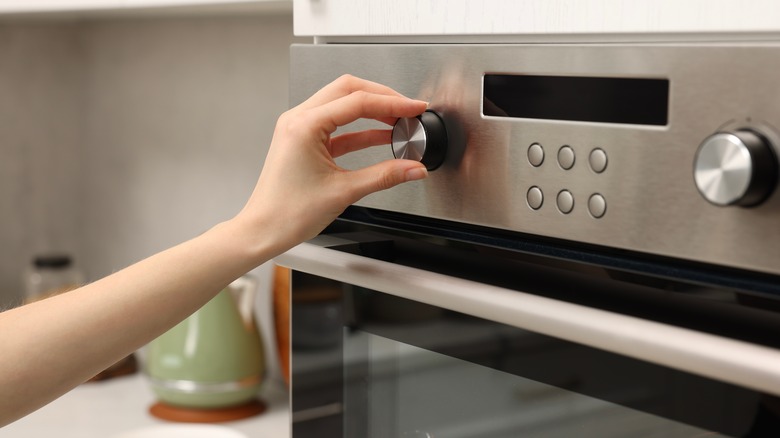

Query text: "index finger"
[312, 91, 428, 134]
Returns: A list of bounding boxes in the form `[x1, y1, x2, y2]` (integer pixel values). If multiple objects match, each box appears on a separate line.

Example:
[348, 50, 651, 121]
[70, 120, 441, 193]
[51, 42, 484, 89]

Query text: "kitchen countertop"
[1, 373, 290, 437]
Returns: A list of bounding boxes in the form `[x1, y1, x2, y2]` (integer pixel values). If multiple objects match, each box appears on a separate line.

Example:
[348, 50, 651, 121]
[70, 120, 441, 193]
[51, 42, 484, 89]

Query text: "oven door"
[277, 225, 780, 438]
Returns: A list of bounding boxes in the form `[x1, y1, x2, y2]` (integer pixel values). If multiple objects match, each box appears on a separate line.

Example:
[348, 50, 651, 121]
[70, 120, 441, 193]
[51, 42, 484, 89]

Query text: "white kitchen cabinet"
[294, 0, 780, 41]
[0, 0, 290, 16]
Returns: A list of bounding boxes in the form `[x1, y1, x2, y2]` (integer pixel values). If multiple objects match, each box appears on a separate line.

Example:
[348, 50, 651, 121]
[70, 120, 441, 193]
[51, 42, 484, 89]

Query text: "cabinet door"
[294, 0, 780, 39]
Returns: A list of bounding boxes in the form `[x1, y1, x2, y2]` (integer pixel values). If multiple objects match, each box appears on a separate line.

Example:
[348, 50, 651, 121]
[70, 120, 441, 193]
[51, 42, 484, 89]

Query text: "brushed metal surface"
[290, 43, 780, 275]
[392, 116, 426, 161]
[694, 132, 754, 205]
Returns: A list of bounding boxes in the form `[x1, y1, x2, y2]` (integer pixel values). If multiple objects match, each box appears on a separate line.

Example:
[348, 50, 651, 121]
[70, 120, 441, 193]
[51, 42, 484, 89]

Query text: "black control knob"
[391, 110, 448, 171]
[693, 129, 778, 206]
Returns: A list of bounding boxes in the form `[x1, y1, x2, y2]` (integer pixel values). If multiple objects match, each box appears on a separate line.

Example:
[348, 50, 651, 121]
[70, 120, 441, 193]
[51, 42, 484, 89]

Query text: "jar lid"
[33, 255, 73, 269]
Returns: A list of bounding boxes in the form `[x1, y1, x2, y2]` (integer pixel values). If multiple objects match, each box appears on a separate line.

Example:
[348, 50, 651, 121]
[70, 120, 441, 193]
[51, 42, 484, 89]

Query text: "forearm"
[0, 217, 278, 427]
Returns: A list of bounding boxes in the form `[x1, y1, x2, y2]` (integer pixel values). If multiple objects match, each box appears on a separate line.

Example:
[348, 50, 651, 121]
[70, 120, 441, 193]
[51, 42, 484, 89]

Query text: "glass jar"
[24, 254, 84, 303]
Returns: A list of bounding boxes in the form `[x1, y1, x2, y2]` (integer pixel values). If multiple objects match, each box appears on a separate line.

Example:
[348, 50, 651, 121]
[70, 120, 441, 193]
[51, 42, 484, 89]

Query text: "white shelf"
[0, 0, 291, 17]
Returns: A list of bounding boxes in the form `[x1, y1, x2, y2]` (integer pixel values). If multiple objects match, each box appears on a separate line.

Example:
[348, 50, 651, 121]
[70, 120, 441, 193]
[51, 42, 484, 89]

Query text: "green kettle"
[145, 275, 266, 410]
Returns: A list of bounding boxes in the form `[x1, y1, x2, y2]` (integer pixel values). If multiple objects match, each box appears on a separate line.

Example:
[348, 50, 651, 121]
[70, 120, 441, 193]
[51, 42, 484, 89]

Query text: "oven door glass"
[287, 231, 780, 438]
[350, 327, 720, 438]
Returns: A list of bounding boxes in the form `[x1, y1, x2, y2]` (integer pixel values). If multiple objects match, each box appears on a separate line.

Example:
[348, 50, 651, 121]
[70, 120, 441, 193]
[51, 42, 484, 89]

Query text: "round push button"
[528, 143, 545, 167]
[558, 146, 576, 170]
[589, 148, 608, 173]
[556, 190, 574, 214]
[588, 193, 607, 218]
[527, 186, 544, 210]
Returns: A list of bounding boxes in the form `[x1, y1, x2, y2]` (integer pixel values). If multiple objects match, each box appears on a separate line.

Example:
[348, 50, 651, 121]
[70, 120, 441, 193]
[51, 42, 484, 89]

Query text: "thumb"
[345, 160, 428, 202]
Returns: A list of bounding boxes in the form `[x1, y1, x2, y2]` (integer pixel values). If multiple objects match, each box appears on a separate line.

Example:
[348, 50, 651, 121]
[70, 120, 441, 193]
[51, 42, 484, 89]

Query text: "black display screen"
[483, 74, 669, 126]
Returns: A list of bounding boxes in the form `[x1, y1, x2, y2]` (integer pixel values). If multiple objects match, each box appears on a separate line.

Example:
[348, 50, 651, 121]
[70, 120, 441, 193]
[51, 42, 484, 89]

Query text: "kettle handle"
[228, 275, 258, 326]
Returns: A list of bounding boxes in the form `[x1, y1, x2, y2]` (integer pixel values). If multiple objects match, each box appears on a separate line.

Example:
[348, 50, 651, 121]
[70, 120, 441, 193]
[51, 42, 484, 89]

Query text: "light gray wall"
[0, 22, 85, 307]
[80, 16, 297, 278]
[1, 14, 301, 381]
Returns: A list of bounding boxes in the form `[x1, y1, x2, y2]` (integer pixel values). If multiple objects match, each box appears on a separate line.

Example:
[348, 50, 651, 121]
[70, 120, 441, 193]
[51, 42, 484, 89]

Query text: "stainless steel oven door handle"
[276, 241, 780, 397]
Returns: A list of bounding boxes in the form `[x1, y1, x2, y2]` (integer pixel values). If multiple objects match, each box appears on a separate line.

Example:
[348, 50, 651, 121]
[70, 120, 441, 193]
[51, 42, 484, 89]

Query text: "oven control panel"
[291, 43, 780, 276]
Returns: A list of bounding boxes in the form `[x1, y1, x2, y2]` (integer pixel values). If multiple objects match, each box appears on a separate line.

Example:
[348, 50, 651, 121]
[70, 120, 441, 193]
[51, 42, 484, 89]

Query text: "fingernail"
[405, 167, 428, 182]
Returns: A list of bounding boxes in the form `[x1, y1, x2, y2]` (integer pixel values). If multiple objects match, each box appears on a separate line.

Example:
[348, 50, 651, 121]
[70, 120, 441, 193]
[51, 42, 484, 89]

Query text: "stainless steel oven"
[277, 43, 780, 437]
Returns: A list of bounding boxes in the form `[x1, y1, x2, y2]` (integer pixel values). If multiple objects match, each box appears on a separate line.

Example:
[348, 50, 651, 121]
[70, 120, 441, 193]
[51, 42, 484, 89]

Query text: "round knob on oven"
[392, 110, 448, 171]
[693, 129, 778, 207]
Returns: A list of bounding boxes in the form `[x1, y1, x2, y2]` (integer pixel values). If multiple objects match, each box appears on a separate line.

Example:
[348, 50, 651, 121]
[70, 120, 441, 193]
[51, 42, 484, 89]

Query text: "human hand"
[238, 75, 429, 252]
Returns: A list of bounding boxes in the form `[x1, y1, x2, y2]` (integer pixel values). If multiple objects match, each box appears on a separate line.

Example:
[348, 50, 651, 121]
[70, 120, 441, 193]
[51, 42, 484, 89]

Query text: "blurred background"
[0, 11, 302, 381]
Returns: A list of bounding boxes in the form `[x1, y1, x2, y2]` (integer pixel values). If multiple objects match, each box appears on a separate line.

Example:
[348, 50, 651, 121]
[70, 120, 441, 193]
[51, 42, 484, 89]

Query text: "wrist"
[220, 210, 297, 268]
